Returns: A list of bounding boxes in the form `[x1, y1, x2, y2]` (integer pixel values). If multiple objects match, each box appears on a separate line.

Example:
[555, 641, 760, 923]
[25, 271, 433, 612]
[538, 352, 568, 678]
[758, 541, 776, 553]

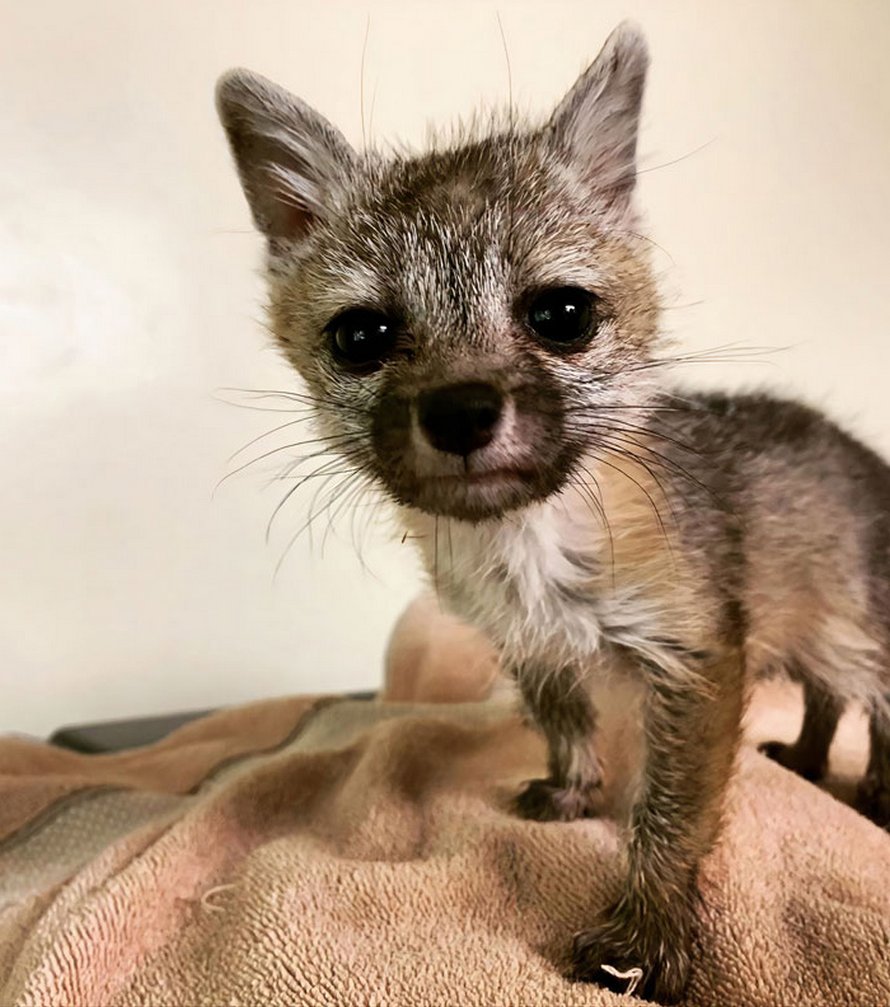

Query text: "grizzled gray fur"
[215, 22, 890, 1002]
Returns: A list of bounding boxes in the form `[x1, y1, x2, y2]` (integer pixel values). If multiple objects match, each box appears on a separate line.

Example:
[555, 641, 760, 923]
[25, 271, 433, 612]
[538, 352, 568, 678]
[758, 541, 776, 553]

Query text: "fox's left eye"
[326, 309, 397, 373]
[525, 287, 598, 348]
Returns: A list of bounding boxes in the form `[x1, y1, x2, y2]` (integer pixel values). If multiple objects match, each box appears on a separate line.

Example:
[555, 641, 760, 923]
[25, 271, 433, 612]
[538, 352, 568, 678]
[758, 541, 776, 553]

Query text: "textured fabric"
[0, 679, 888, 1006]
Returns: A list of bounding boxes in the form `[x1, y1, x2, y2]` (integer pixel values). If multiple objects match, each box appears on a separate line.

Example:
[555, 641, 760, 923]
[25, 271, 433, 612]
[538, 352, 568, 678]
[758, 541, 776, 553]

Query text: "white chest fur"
[403, 499, 665, 672]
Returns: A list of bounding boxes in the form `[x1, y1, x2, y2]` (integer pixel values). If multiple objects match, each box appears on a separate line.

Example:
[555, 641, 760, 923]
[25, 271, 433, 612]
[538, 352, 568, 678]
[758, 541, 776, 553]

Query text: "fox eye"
[326, 309, 397, 372]
[525, 287, 598, 349]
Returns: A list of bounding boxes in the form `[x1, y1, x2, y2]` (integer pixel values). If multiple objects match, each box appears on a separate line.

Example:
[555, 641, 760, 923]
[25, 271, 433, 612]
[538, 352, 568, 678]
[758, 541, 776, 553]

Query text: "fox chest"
[426, 516, 668, 669]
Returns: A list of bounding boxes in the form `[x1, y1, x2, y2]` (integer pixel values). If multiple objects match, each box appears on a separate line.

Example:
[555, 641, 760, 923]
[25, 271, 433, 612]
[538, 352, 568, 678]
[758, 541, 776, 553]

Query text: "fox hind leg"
[856, 697, 890, 830]
[759, 675, 844, 782]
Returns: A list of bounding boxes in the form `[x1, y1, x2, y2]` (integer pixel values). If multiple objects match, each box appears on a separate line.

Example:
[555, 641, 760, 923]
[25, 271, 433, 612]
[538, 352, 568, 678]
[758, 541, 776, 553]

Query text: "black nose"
[417, 382, 504, 457]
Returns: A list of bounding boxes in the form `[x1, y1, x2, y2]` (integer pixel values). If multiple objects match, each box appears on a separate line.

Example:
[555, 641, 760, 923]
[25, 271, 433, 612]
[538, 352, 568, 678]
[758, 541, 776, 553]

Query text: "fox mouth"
[427, 467, 537, 486]
[410, 473, 540, 520]
[387, 460, 574, 522]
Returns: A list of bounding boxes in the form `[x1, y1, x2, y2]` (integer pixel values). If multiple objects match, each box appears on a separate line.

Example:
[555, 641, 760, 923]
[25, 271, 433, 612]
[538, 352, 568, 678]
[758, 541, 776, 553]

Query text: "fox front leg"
[571, 648, 745, 1003]
[512, 663, 605, 822]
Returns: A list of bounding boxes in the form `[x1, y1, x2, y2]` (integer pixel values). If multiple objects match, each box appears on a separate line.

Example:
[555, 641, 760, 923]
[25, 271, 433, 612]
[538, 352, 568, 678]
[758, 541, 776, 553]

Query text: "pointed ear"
[215, 69, 357, 248]
[547, 22, 649, 208]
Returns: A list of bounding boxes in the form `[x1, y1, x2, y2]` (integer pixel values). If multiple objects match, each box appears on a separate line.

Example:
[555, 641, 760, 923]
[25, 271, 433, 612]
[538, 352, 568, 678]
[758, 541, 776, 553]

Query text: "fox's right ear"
[215, 69, 357, 249]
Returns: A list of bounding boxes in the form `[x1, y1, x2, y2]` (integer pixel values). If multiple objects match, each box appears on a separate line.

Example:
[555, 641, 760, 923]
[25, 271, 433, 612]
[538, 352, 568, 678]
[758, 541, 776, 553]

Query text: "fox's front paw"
[513, 777, 604, 822]
[570, 901, 692, 1003]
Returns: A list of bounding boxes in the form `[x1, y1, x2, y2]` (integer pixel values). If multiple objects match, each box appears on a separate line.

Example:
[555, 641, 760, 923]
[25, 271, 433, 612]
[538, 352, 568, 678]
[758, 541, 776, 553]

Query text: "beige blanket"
[1, 616, 889, 1005]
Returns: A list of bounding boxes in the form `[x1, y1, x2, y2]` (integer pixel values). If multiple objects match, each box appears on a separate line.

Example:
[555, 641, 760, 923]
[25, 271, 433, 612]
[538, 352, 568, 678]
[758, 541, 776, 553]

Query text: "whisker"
[321, 472, 370, 558]
[228, 416, 317, 461]
[635, 137, 717, 177]
[623, 229, 675, 266]
[620, 343, 789, 375]
[349, 483, 382, 576]
[595, 437, 696, 517]
[216, 434, 358, 492]
[359, 14, 370, 150]
[266, 456, 351, 542]
[216, 386, 374, 417]
[217, 386, 318, 404]
[567, 467, 615, 586]
[662, 300, 706, 312]
[584, 416, 706, 457]
[590, 428, 723, 507]
[589, 450, 675, 564]
[563, 401, 688, 413]
[213, 399, 309, 415]
[271, 441, 371, 484]
[274, 468, 357, 481]
[273, 471, 354, 578]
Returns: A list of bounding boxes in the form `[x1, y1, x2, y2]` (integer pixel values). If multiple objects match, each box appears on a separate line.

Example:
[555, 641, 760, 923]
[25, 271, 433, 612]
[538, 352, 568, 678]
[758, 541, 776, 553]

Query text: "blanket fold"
[1, 681, 888, 1006]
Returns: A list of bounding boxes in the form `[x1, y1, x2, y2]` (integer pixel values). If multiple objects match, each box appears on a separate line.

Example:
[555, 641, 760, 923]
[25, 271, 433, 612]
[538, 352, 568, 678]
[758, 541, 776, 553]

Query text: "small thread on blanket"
[601, 964, 644, 997]
[199, 884, 236, 914]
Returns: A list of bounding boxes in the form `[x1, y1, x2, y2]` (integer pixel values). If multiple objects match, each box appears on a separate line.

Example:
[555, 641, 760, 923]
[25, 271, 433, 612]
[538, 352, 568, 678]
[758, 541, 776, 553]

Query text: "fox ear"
[215, 69, 357, 250]
[547, 22, 649, 208]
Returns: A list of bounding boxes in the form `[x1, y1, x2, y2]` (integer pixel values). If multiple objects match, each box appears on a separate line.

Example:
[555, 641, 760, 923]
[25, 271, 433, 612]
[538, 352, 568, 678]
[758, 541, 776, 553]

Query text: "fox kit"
[216, 22, 890, 1002]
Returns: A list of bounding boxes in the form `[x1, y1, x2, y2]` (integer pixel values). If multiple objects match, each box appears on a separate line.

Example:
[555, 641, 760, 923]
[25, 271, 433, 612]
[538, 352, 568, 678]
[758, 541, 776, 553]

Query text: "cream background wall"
[3, 1, 889, 736]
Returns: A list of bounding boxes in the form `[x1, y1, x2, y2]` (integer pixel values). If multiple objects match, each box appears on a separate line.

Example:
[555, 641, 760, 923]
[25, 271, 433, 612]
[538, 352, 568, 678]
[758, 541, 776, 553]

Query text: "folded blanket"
[1, 645, 888, 1004]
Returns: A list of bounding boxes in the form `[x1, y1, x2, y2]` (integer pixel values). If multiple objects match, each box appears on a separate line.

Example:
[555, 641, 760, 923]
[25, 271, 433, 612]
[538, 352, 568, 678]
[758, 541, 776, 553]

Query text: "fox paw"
[513, 777, 604, 822]
[570, 904, 692, 1003]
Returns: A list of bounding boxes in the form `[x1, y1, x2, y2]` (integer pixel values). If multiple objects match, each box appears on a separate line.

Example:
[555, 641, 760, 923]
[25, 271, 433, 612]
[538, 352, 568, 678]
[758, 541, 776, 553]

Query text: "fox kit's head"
[217, 23, 659, 522]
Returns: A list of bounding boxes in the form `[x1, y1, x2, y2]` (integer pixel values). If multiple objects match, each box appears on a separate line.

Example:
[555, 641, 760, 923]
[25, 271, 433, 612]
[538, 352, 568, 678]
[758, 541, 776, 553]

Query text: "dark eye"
[526, 287, 597, 348]
[327, 309, 397, 372]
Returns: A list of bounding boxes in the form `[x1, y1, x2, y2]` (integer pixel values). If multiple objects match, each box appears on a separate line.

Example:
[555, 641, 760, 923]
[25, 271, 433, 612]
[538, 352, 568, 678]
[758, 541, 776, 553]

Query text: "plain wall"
[3, 0, 889, 736]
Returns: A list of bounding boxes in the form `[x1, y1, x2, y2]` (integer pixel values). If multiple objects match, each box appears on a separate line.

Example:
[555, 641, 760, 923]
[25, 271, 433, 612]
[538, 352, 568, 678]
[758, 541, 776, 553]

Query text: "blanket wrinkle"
[0, 673, 888, 1005]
